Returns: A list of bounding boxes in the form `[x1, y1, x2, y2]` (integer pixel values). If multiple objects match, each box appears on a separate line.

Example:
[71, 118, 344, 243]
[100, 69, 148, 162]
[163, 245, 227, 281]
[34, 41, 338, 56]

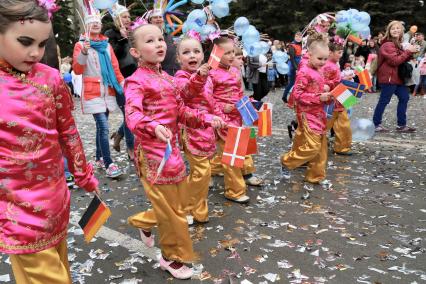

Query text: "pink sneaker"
[94, 159, 105, 169]
[139, 229, 154, 248]
[159, 256, 193, 279]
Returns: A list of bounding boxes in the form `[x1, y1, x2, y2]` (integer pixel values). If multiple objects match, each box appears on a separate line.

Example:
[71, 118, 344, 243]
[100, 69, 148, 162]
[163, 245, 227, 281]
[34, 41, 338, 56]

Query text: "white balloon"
[351, 118, 375, 141]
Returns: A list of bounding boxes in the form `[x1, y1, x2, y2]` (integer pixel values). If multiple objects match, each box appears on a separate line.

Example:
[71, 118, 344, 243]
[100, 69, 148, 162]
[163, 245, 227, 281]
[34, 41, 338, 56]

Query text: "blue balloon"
[260, 41, 270, 54]
[246, 42, 263, 57]
[351, 118, 375, 141]
[187, 9, 207, 27]
[63, 73, 72, 83]
[182, 22, 190, 33]
[191, 0, 204, 4]
[276, 63, 289, 75]
[272, 50, 288, 64]
[93, 0, 117, 9]
[335, 10, 349, 24]
[186, 21, 203, 32]
[351, 22, 366, 32]
[359, 26, 371, 40]
[234, 17, 250, 36]
[211, 0, 229, 18]
[242, 25, 260, 46]
[356, 11, 371, 26]
[201, 24, 217, 37]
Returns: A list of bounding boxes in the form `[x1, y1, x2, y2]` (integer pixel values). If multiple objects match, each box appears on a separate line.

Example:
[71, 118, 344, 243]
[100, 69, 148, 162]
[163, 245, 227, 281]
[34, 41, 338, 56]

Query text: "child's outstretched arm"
[55, 78, 98, 192]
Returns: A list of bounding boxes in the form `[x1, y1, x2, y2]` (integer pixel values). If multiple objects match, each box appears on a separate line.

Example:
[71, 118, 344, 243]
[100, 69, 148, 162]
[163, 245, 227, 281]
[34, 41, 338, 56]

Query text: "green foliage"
[53, 0, 76, 57]
[52, 0, 426, 55]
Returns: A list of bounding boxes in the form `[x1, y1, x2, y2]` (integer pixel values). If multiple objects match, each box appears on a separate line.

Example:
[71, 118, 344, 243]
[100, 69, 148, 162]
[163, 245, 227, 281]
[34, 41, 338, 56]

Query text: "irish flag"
[331, 84, 358, 109]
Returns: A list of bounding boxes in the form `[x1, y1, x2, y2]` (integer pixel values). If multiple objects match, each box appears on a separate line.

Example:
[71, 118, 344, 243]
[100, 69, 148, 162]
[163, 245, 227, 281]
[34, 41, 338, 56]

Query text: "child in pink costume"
[124, 23, 224, 279]
[0, 1, 98, 283]
[209, 37, 252, 204]
[280, 33, 332, 184]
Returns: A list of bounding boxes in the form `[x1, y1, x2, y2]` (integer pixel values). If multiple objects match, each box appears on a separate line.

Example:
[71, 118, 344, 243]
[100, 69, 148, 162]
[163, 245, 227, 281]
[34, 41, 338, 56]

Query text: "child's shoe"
[94, 158, 105, 169]
[159, 256, 193, 279]
[66, 174, 75, 189]
[106, 163, 123, 178]
[139, 229, 155, 248]
[226, 195, 250, 204]
[186, 215, 194, 226]
[280, 166, 291, 180]
[244, 175, 263, 186]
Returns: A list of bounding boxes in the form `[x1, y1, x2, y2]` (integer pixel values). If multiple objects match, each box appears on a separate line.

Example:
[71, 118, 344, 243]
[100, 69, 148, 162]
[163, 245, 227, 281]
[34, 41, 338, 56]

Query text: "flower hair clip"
[186, 30, 202, 42]
[37, 0, 59, 19]
[332, 35, 345, 46]
[130, 17, 148, 31]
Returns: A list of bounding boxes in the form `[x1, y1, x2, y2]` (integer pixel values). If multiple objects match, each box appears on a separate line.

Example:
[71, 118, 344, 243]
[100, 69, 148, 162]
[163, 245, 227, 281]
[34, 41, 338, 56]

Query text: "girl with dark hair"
[0, 1, 98, 282]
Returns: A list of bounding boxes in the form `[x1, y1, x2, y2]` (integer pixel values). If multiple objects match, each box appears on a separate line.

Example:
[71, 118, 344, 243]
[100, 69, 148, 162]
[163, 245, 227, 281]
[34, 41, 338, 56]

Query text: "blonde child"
[124, 22, 224, 279]
[210, 43, 263, 188]
[209, 37, 265, 203]
[0, 1, 99, 282]
[280, 33, 332, 184]
[322, 40, 352, 155]
[174, 34, 222, 224]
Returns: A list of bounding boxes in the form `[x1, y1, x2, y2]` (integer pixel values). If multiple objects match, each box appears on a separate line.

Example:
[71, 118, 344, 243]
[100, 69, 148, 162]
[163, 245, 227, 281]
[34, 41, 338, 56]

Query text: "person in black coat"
[104, 4, 136, 159]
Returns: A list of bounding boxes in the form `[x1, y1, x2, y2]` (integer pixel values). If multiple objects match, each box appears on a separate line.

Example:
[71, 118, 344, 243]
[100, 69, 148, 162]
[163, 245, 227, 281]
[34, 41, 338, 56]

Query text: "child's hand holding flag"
[155, 125, 172, 143]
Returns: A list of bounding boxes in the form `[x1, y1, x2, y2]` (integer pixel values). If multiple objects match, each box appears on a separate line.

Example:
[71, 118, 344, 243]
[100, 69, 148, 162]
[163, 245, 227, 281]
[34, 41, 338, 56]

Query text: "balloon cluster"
[183, 0, 231, 40]
[335, 9, 371, 40]
[233, 16, 290, 74]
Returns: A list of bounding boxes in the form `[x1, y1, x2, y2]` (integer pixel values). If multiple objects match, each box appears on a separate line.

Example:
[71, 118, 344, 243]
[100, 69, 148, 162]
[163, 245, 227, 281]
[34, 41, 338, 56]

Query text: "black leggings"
[252, 72, 269, 101]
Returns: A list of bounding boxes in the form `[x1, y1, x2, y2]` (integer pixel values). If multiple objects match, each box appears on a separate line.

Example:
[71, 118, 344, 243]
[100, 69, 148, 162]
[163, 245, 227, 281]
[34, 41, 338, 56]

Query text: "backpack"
[398, 62, 413, 83]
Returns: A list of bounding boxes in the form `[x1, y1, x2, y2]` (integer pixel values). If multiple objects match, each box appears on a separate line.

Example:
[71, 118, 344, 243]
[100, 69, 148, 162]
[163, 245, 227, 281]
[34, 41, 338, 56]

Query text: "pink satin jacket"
[292, 64, 328, 135]
[209, 66, 244, 140]
[0, 62, 98, 254]
[321, 59, 344, 112]
[174, 70, 219, 157]
[125, 65, 214, 184]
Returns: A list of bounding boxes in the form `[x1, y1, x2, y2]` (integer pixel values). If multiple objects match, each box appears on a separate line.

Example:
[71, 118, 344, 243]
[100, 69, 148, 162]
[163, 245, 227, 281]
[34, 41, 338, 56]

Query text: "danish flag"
[208, 44, 225, 69]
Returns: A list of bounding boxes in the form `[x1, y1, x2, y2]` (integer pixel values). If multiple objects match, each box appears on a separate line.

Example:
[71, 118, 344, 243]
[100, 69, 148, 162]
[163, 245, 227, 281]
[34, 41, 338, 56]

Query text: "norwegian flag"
[208, 44, 225, 69]
[222, 126, 250, 168]
[236, 96, 259, 126]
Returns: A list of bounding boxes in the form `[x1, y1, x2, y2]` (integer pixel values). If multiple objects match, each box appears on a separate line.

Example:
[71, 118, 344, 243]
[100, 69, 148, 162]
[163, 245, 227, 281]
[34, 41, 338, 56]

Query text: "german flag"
[258, 109, 272, 137]
[78, 195, 111, 243]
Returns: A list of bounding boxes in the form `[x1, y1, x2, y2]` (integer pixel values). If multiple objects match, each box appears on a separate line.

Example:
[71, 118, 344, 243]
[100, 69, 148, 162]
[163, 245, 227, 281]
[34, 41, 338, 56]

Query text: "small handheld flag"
[341, 80, 366, 98]
[222, 126, 250, 168]
[324, 101, 335, 119]
[355, 69, 372, 89]
[78, 195, 112, 243]
[331, 84, 358, 109]
[208, 44, 225, 69]
[153, 139, 172, 183]
[246, 127, 258, 155]
[258, 109, 272, 137]
[236, 96, 259, 126]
